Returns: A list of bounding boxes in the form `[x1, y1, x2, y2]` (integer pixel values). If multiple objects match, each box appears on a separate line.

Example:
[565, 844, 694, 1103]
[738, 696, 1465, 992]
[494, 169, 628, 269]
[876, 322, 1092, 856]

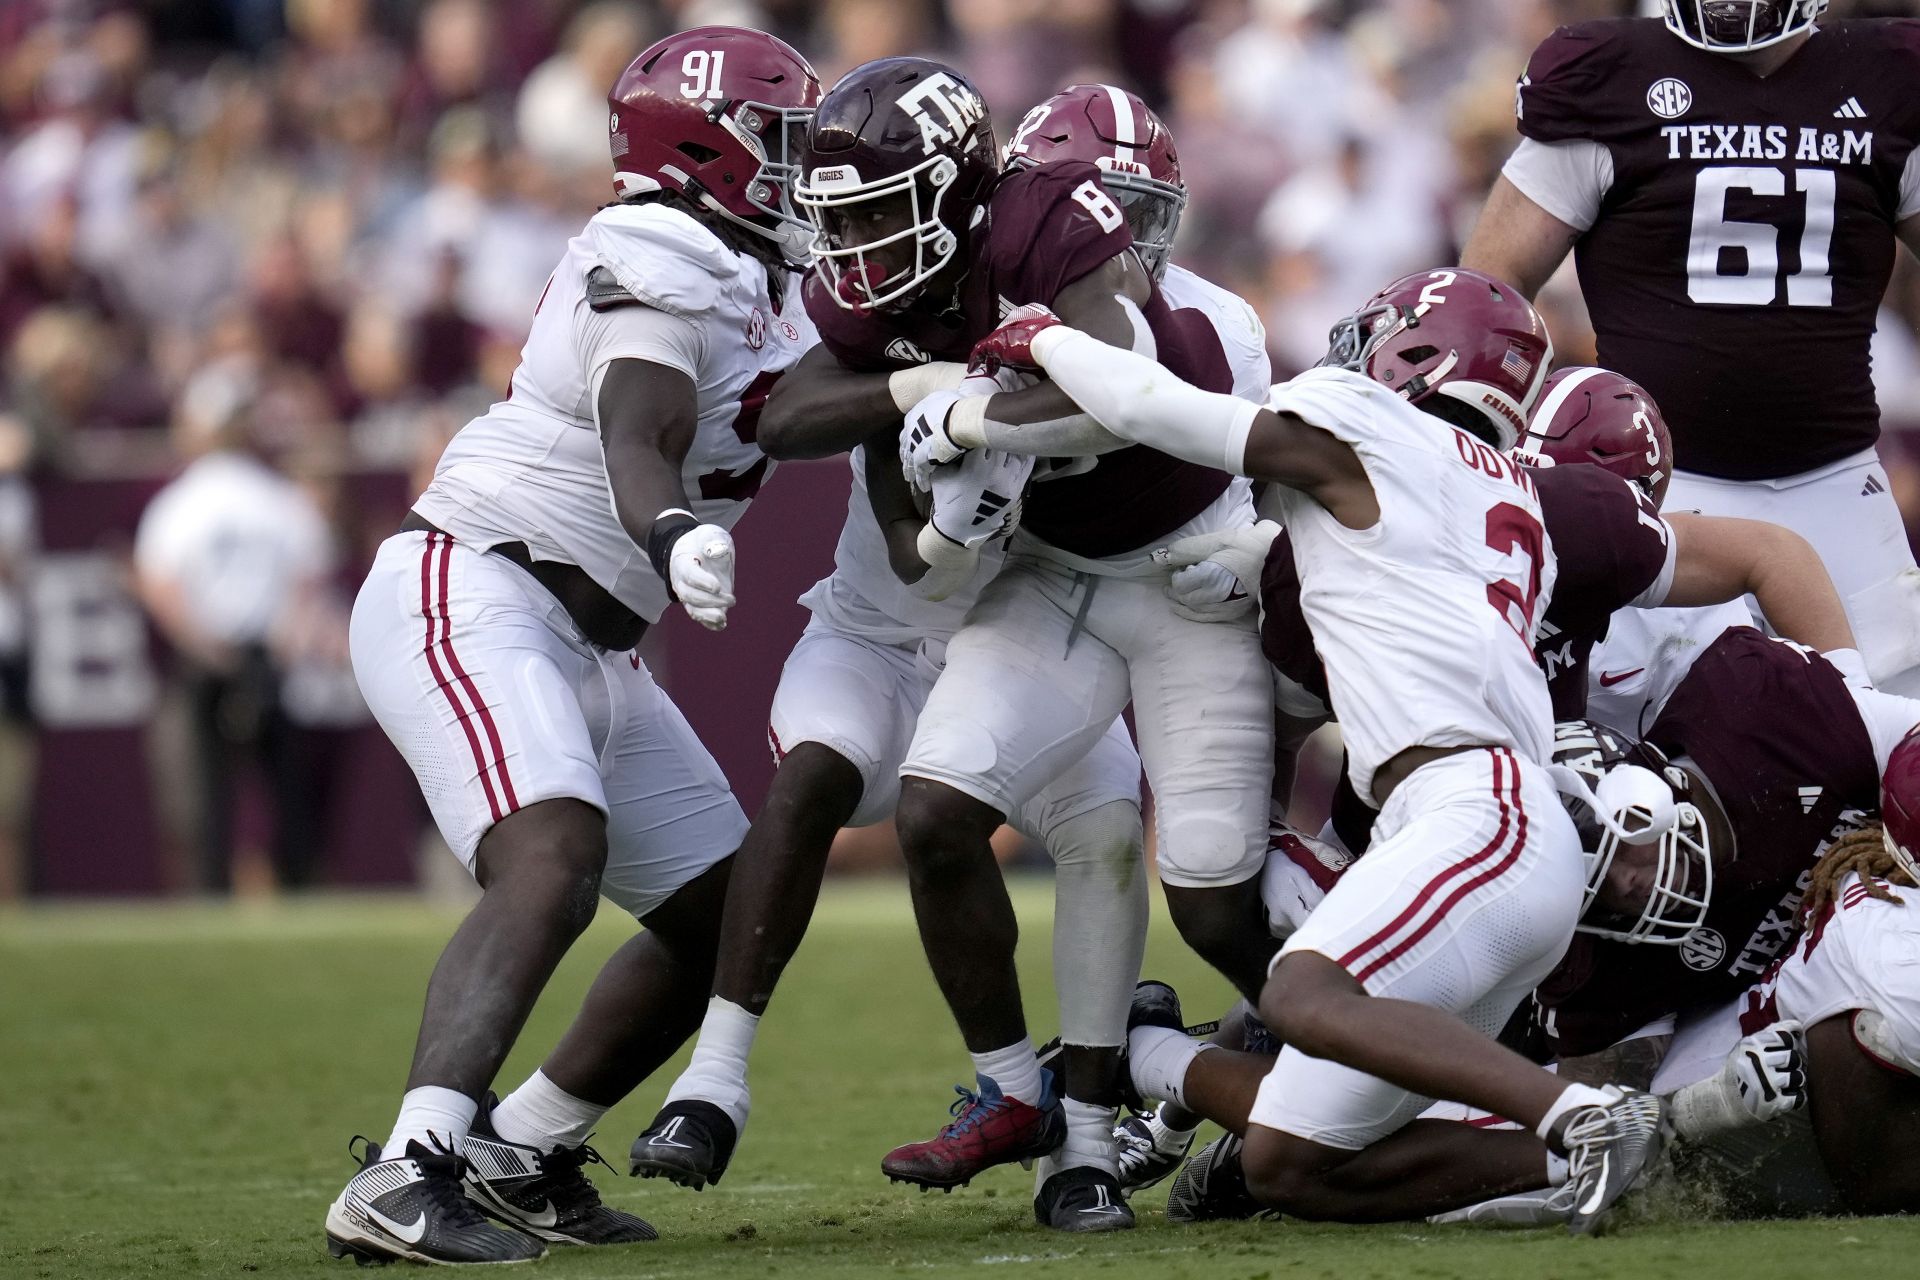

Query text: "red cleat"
[881, 1073, 1065, 1191]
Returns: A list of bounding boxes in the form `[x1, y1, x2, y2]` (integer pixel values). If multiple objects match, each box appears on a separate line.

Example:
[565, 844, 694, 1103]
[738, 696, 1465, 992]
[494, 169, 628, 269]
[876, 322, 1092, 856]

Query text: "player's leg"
[327, 532, 614, 1265]
[469, 651, 752, 1243]
[1015, 718, 1147, 1227]
[1669, 455, 1920, 694]
[1801, 1014, 1920, 1212]
[636, 629, 920, 1184]
[1241, 751, 1658, 1227]
[886, 561, 1131, 1193]
[1119, 583, 1276, 999]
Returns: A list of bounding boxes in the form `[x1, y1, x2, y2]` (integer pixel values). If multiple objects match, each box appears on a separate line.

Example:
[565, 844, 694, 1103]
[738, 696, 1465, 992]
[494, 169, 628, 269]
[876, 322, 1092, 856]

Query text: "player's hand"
[1730, 1020, 1808, 1122]
[1155, 520, 1282, 619]
[1167, 560, 1254, 623]
[901, 388, 968, 491]
[969, 303, 1064, 376]
[669, 524, 736, 631]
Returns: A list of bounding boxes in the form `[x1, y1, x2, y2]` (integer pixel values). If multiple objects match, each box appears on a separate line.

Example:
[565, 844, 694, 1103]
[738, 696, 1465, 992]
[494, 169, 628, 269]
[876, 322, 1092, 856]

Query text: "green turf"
[3, 877, 1917, 1279]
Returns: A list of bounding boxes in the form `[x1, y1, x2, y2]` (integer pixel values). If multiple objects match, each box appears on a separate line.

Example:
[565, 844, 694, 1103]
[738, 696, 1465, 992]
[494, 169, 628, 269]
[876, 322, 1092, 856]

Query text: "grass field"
[5, 877, 1919, 1279]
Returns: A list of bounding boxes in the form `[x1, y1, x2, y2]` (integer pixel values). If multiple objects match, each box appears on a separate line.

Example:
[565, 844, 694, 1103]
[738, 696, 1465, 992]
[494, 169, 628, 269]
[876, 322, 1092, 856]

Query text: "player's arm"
[864, 429, 931, 585]
[758, 344, 966, 460]
[1458, 174, 1580, 300]
[1000, 318, 1377, 526]
[1899, 212, 1920, 262]
[596, 358, 735, 629]
[1662, 514, 1855, 654]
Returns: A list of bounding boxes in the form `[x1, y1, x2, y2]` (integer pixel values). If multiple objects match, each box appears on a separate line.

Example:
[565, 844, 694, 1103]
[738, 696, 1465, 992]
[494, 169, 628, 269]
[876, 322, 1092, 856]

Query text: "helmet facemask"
[797, 154, 964, 312]
[1662, 0, 1826, 53]
[722, 99, 817, 266]
[1098, 164, 1186, 280]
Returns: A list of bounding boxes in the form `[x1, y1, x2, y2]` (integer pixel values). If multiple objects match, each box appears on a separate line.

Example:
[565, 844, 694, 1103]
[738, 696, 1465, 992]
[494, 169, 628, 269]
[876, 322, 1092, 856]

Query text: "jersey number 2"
[1686, 166, 1834, 307]
[1485, 501, 1546, 650]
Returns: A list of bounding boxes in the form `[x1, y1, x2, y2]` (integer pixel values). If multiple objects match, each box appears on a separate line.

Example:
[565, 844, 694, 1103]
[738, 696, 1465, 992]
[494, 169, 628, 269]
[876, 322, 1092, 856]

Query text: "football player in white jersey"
[637, 82, 1273, 1233]
[323, 28, 819, 1266]
[969, 268, 1673, 1233]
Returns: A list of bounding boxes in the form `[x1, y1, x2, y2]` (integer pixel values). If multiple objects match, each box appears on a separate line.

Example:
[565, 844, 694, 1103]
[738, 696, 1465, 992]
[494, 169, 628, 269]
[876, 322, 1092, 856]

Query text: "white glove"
[1154, 520, 1282, 619]
[668, 523, 736, 631]
[1168, 560, 1255, 623]
[1730, 1020, 1809, 1122]
[901, 388, 968, 492]
[1668, 1019, 1807, 1140]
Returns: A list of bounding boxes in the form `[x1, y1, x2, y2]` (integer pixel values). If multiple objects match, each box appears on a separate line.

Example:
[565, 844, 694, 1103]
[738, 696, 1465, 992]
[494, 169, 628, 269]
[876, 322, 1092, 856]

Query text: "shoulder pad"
[982, 159, 1133, 304]
[584, 265, 640, 312]
[580, 203, 737, 321]
[1517, 20, 1636, 144]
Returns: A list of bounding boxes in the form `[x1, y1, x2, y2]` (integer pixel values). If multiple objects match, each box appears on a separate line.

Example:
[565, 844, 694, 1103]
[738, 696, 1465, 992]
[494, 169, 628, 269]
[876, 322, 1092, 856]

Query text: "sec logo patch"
[745, 308, 768, 350]
[1647, 78, 1692, 119]
[1679, 927, 1725, 971]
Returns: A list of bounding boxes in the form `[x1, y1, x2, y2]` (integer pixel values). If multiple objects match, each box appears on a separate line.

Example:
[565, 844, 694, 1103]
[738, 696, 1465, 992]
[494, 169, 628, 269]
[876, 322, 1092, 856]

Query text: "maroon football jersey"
[1535, 627, 1881, 1057]
[806, 158, 1234, 556]
[1517, 19, 1920, 479]
[1532, 464, 1672, 719]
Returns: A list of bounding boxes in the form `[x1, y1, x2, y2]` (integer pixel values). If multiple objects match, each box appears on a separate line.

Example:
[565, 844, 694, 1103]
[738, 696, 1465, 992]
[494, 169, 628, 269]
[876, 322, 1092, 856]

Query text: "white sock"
[972, 1039, 1044, 1106]
[386, 1086, 478, 1157]
[491, 1070, 609, 1153]
[1147, 1108, 1199, 1154]
[1059, 1098, 1119, 1175]
[664, 997, 761, 1132]
[1129, 1025, 1208, 1108]
[1535, 1083, 1616, 1145]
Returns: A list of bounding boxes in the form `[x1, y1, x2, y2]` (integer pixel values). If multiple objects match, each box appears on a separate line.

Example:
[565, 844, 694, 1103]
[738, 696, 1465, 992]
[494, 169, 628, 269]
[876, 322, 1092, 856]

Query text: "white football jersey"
[799, 262, 1272, 643]
[413, 203, 814, 623]
[1583, 601, 1749, 737]
[1263, 367, 1558, 803]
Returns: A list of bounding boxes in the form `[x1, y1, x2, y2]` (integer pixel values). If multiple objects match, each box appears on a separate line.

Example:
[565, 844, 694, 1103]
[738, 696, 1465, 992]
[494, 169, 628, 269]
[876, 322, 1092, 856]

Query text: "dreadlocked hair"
[1798, 822, 1916, 928]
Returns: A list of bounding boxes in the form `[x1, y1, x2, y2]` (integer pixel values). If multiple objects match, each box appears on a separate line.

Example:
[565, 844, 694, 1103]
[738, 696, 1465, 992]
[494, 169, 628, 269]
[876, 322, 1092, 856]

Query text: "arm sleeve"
[1501, 137, 1614, 233]
[1029, 327, 1262, 473]
[580, 301, 707, 386]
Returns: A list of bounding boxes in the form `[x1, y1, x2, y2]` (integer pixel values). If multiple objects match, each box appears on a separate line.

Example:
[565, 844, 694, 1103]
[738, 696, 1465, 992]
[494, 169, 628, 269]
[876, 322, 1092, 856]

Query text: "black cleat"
[324, 1136, 545, 1266]
[630, 1099, 738, 1190]
[1164, 1133, 1277, 1225]
[1034, 1165, 1136, 1233]
[463, 1101, 657, 1246]
[1113, 1113, 1194, 1195]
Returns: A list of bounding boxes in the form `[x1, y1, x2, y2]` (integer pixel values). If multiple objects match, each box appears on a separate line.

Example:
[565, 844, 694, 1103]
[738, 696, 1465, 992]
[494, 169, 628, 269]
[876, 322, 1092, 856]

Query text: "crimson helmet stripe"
[1102, 84, 1136, 162]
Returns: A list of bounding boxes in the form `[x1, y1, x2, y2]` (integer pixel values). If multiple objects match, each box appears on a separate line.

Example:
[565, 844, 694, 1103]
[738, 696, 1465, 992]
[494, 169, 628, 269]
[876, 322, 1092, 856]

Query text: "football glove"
[969, 303, 1065, 376]
[901, 388, 969, 492]
[1730, 1020, 1808, 1121]
[1154, 520, 1282, 621]
[668, 524, 737, 631]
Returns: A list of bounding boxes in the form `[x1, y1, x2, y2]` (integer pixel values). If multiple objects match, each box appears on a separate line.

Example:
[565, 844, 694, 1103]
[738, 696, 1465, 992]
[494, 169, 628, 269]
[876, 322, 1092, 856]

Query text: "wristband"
[946, 395, 991, 449]
[646, 508, 699, 594]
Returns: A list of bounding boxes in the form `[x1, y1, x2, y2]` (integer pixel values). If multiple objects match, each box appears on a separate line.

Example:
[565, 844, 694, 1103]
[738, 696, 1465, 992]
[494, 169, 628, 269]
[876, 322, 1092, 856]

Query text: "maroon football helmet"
[795, 58, 999, 312]
[1662, 0, 1825, 53]
[1004, 83, 1186, 280]
[608, 26, 821, 267]
[1522, 367, 1675, 508]
[1884, 727, 1920, 885]
[1319, 268, 1553, 451]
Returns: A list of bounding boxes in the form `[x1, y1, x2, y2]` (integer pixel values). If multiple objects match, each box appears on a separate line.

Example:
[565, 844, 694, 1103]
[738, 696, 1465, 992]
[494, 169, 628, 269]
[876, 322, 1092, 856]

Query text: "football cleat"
[462, 1103, 656, 1246]
[1559, 1088, 1668, 1236]
[630, 1099, 739, 1191]
[1034, 1164, 1136, 1233]
[1163, 1133, 1277, 1225]
[881, 1071, 1065, 1191]
[1113, 1113, 1194, 1195]
[324, 1136, 545, 1266]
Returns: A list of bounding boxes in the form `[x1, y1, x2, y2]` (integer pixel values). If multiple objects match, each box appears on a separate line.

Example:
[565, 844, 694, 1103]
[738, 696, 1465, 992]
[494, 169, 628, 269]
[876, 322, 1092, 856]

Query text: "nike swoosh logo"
[648, 1134, 695, 1150]
[519, 1199, 558, 1229]
[1577, 1152, 1611, 1215]
[364, 1204, 427, 1245]
[1597, 668, 1644, 688]
[1079, 1205, 1127, 1215]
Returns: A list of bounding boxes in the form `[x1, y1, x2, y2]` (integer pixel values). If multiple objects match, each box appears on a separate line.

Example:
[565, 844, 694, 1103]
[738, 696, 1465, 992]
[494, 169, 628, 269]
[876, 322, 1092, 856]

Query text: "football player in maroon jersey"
[1462, 1, 1920, 697]
[682, 59, 1275, 1230]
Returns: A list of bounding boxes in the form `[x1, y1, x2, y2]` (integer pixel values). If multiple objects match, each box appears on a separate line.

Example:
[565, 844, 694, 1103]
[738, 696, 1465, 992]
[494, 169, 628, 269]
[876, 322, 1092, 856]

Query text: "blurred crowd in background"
[3, 0, 1919, 900]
